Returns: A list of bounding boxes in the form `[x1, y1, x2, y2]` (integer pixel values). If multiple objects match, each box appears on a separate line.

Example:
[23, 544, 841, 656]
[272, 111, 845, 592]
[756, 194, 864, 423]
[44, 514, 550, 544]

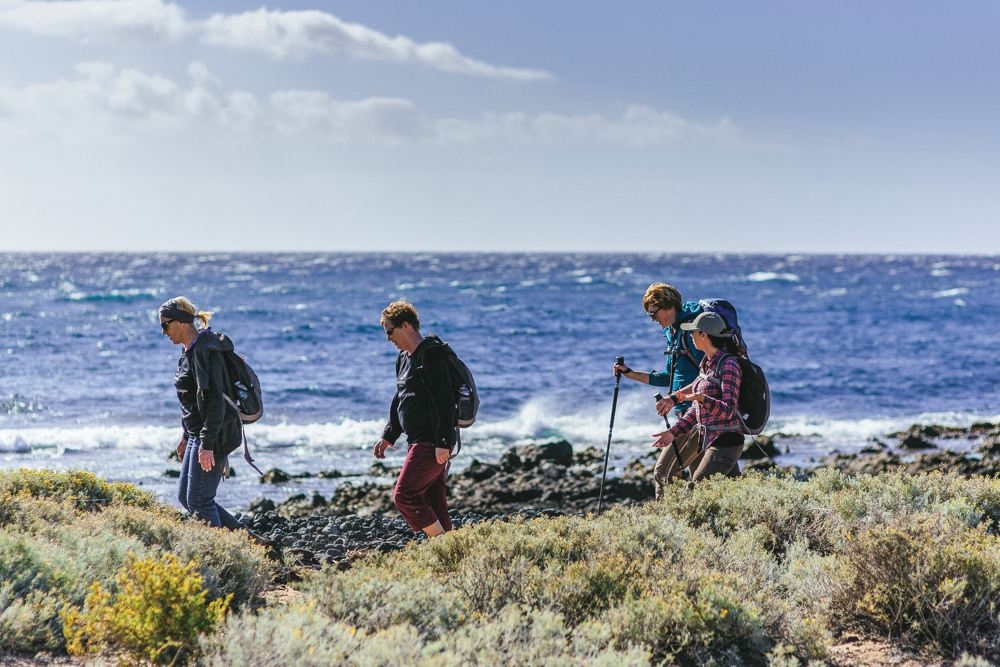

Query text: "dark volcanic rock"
[261, 468, 292, 484]
[741, 435, 780, 460]
[785, 422, 1000, 479]
[899, 434, 937, 450]
[982, 435, 1000, 458]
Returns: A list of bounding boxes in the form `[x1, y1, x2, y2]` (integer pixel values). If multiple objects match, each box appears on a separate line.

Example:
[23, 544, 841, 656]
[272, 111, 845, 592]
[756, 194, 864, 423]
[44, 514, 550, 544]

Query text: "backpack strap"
[674, 329, 699, 367]
[234, 403, 263, 475]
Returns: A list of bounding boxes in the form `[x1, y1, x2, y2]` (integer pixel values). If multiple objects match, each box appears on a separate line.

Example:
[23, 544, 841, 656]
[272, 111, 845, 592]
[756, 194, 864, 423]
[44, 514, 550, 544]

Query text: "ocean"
[2, 253, 998, 510]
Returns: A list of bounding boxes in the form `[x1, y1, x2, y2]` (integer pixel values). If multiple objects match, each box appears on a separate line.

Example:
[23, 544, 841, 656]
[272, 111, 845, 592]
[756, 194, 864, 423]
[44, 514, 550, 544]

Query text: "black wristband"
[668, 393, 678, 404]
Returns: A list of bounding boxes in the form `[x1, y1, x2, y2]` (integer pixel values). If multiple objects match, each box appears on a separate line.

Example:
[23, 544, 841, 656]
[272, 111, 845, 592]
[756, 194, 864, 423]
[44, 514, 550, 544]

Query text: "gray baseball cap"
[680, 311, 728, 336]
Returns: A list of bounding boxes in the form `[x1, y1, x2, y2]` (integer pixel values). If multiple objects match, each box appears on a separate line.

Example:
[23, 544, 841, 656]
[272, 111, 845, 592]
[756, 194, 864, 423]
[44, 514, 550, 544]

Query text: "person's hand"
[175, 437, 187, 460]
[435, 447, 451, 464]
[198, 448, 215, 472]
[651, 430, 675, 448]
[655, 396, 675, 417]
[374, 438, 395, 459]
[676, 390, 704, 404]
[613, 362, 631, 378]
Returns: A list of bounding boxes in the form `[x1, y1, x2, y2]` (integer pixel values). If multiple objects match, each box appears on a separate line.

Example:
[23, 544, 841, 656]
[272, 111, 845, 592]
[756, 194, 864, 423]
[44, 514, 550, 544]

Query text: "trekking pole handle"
[615, 355, 625, 377]
[653, 392, 671, 426]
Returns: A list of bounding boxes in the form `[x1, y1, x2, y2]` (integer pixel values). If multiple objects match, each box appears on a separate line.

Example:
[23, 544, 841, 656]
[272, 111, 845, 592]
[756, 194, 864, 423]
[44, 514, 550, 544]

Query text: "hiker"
[374, 300, 456, 538]
[160, 296, 242, 529]
[650, 311, 744, 482]
[613, 282, 705, 496]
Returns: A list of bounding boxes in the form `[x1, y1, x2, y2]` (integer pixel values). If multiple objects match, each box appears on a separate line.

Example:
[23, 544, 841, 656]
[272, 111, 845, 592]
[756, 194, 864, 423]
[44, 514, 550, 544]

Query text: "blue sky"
[1, 1, 997, 253]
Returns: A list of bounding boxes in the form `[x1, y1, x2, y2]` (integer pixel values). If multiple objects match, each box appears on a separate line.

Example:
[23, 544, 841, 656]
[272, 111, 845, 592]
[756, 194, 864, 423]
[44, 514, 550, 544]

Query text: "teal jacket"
[648, 301, 704, 412]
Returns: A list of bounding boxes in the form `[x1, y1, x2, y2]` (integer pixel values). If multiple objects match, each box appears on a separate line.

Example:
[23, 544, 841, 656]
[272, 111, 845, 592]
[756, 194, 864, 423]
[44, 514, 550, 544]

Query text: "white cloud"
[0, 0, 188, 43]
[0, 62, 739, 148]
[0, 61, 257, 139]
[0, 0, 550, 80]
[199, 8, 551, 80]
[434, 106, 741, 146]
[0, 61, 181, 138]
[269, 91, 426, 143]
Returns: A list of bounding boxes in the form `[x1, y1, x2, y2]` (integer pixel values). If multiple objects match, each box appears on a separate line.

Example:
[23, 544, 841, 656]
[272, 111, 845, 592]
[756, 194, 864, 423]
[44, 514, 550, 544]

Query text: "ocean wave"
[933, 287, 969, 298]
[64, 287, 164, 302]
[746, 272, 800, 283]
[3, 402, 994, 461]
[0, 394, 46, 416]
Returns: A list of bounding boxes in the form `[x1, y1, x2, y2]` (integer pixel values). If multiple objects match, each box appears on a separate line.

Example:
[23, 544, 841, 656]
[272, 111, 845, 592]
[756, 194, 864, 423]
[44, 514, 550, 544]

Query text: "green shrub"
[96, 504, 274, 608]
[203, 604, 651, 666]
[0, 468, 155, 512]
[63, 552, 231, 665]
[835, 513, 1000, 657]
[300, 509, 795, 664]
[425, 606, 651, 666]
[201, 602, 367, 667]
[0, 471, 274, 656]
[305, 549, 467, 636]
[659, 470, 843, 557]
[0, 586, 66, 653]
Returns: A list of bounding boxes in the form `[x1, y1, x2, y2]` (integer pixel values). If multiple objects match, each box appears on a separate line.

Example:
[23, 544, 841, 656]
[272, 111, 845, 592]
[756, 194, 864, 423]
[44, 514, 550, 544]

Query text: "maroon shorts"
[392, 442, 452, 532]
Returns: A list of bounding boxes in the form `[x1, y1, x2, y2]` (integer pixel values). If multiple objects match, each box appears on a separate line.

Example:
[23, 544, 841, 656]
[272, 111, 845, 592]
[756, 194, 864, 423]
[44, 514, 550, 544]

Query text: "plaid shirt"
[668, 349, 742, 448]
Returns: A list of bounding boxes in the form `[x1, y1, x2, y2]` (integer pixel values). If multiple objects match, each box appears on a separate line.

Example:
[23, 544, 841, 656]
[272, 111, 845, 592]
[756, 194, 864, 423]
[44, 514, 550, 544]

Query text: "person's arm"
[422, 348, 456, 451]
[668, 405, 697, 441]
[646, 370, 672, 387]
[380, 356, 404, 447]
[197, 351, 228, 454]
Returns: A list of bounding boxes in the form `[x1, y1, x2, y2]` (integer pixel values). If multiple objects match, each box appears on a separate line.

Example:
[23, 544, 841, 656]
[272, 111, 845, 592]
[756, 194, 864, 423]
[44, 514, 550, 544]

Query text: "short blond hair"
[642, 283, 683, 313]
[381, 300, 419, 330]
[167, 296, 214, 328]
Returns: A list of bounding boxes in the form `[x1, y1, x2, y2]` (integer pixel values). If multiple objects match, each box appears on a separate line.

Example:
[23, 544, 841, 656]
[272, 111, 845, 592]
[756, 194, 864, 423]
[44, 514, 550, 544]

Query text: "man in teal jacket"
[613, 283, 704, 497]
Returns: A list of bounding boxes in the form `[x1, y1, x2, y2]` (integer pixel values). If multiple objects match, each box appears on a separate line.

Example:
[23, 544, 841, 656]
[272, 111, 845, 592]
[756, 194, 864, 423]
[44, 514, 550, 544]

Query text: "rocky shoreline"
[239, 422, 1000, 572]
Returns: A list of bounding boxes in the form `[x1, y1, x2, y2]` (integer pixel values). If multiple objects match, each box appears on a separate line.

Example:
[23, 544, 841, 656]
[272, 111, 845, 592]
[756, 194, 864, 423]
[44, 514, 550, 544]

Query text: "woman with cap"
[650, 310, 744, 482]
[160, 296, 242, 528]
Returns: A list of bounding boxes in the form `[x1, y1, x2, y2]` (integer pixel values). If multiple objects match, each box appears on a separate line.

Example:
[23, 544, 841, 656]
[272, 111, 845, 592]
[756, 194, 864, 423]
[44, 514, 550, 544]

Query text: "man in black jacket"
[374, 300, 456, 537]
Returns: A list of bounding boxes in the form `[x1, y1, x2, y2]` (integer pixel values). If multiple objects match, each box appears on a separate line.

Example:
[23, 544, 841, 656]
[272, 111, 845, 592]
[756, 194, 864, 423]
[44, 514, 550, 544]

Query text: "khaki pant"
[652, 429, 704, 499]
[690, 432, 744, 483]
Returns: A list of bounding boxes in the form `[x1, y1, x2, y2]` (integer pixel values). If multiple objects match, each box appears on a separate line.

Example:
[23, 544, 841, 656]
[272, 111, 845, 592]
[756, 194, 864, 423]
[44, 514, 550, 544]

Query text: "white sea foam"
[746, 272, 800, 283]
[2, 404, 996, 510]
[933, 287, 968, 298]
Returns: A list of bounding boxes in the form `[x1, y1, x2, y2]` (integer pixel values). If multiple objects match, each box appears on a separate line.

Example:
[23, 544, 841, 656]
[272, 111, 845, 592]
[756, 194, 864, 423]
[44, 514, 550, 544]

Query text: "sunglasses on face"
[647, 308, 661, 319]
[160, 320, 175, 332]
[384, 325, 396, 339]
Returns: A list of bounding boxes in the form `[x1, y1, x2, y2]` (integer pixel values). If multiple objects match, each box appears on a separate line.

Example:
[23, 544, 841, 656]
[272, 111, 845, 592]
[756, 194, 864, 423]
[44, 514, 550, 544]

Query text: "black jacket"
[175, 329, 242, 455]
[381, 335, 457, 449]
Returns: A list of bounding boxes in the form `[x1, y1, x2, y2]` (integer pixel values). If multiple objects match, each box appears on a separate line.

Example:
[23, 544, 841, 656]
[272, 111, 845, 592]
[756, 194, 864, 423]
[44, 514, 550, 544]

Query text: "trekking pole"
[655, 392, 689, 481]
[597, 355, 625, 515]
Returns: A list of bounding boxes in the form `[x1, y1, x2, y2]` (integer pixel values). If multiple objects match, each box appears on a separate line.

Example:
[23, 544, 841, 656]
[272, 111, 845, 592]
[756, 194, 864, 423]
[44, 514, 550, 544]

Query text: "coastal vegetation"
[0, 469, 274, 664]
[3, 465, 1000, 664]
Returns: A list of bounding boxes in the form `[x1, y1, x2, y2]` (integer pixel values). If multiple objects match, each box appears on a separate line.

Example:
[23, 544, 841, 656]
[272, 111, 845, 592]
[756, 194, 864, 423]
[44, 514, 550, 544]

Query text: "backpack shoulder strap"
[700, 352, 737, 384]
[679, 332, 698, 366]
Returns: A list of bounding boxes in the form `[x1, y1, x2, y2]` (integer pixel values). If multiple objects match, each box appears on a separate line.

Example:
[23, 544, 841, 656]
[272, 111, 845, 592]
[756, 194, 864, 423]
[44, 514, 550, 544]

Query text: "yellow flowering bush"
[63, 552, 231, 665]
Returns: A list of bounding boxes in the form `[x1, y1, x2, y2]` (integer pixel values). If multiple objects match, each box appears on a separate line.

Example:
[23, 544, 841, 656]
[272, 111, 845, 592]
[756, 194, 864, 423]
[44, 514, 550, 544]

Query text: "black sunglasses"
[647, 308, 661, 319]
[384, 325, 396, 339]
[160, 319, 175, 332]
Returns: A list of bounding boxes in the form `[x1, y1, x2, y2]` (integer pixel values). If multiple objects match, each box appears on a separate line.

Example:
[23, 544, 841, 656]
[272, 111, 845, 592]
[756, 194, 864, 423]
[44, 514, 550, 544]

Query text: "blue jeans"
[178, 437, 239, 529]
